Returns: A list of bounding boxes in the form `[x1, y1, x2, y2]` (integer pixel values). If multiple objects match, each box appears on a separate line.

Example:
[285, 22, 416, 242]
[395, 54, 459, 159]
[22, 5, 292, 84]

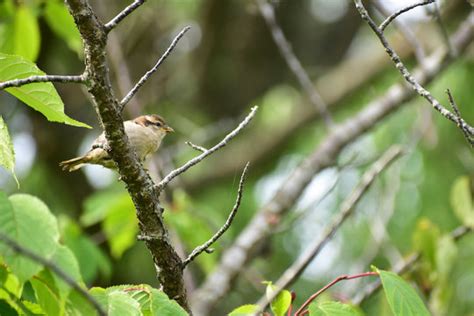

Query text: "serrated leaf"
[108, 291, 141, 316]
[308, 301, 361, 316]
[44, 1, 82, 56]
[0, 53, 90, 128]
[149, 289, 187, 316]
[62, 222, 111, 284]
[31, 269, 64, 316]
[378, 269, 430, 316]
[0, 193, 59, 283]
[228, 304, 259, 315]
[0, 117, 18, 186]
[101, 193, 137, 258]
[450, 176, 474, 227]
[49, 245, 82, 299]
[13, 5, 40, 62]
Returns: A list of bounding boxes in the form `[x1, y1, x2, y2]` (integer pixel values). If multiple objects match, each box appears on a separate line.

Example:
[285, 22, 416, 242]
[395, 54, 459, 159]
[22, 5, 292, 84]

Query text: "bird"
[59, 114, 173, 172]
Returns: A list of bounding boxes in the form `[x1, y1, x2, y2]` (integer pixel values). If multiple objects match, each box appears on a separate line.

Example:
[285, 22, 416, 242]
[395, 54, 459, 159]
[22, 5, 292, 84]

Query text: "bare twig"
[255, 146, 403, 313]
[182, 163, 250, 268]
[256, 0, 333, 129]
[119, 26, 191, 110]
[104, 0, 146, 33]
[185, 141, 207, 153]
[352, 225, 473, 305]
[190, 17, 473, 315]
[379, 0, 435, 31]
[294, 272, 378, 316]
[374, 2, 427, 67]
[446, 89, 473, 146]
[0, 74, 84, 90]
[355, 1, 474, 142]
[0, 233, 106, 316]
[157, 106, 258, 192]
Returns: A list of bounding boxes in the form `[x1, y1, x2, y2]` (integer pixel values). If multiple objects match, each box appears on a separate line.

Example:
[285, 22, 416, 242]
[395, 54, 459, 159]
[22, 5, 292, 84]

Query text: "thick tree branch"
[65, 0, 189, 311]
[0, 75, 84, 90]
[119, 26, 191, 110]
[0, 233, 106, 316]
[256, 0, 333, 129]
[190, 16, 473, 315]
[157, 106, 258, 192]
[104, 0, 146, 33]
[255, 146, 403, 313]
[355, 1, 474, 142]
[182, 163, 249, 268]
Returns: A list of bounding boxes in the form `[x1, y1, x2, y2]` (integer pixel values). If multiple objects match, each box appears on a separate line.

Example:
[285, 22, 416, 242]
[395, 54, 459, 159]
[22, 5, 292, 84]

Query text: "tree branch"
[256, 0, 333, 129]
[65, 0, 189, 311]
[119, 26, 191, 110]
[255, 145, 403, 313]
[0, 75, 84, 90]
[104, 0, 146, 33]
[0, 233, 106, 316]
[190, 16, 473, 315]
[446, 88, 473, 146]
[182, 162, 250, 268]
[379, 0, 435, 31]
[355, 1, 474, 142]
[157, 106, 258, 192]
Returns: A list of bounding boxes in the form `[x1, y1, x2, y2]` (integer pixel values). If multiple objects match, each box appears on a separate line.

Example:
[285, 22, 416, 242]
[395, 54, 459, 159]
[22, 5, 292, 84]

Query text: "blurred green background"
[0, 0, 473, 315]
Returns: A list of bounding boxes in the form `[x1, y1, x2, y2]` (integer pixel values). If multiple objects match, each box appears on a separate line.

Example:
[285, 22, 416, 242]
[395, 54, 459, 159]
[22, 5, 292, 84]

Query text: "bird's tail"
[59, 155, 90, 172]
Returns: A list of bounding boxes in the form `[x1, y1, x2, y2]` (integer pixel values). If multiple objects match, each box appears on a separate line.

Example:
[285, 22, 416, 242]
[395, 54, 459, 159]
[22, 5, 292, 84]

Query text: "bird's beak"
[163, 125, 174, 133]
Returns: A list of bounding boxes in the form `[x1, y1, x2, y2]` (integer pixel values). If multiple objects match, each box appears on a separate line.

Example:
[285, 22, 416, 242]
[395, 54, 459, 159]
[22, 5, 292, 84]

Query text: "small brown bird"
[60, 114, 173, 172]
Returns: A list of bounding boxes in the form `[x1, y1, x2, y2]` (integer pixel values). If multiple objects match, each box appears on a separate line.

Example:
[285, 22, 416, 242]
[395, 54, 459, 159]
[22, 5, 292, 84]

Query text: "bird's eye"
[154, 122, 162, 127]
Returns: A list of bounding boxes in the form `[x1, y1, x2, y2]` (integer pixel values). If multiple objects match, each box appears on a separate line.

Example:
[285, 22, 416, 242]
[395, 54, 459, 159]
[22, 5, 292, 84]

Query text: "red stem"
[294, 271, 378, 316]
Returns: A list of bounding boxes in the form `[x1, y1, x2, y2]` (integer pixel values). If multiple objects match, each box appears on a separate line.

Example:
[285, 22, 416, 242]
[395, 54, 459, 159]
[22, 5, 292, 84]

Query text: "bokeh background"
[1, 0, 473, 315]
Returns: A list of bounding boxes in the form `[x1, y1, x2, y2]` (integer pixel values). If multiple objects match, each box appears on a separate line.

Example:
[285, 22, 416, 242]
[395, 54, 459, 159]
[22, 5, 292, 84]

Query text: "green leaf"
[148, 288, 187, 316]
[101, 193, 137, 258]
[0, 193, 60, 283]
[0, 299, 18, 316]
[62, 221, 111, 284]
[13, 5, 40, 62]
[66, 288, 98, 316]
[107, 291, 141, 316]
[228, 304, 259, 315]
[264, 281, 291, 316]
[31, 269, 64, 316]
[412, 218, 440, 270]
[49, 245, 82, 299]
[450, 176, 474, 227]
[377, 268, 431, 316]
[308, 301, 362, 316]
[0, 53, 90, 128]
[0, 117, 18, 186]
[43, 1, 82, 56]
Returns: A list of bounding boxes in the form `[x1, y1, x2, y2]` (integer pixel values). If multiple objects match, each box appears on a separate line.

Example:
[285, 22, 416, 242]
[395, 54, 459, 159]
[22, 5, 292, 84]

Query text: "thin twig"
[104, 0, 146, 33]
[373, 1, 427, 68]
[182, 163, 250, 268]
[190, 15, 473, 315]
[185, 141, 207, 153]
[120, 26, 191, 110]
[0, 233, 106, 316]
[352, 225, 473, 305]
[256, 0, 333, 129]
[0, 75, 84, 90]
[379, 0, 435, 31]
[157, 106, 258, 192]
[446, 89, 473, 146]
[354, 1, 474, 141]
[294, 272, 378, 316]
[254, 145, 403, 313]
